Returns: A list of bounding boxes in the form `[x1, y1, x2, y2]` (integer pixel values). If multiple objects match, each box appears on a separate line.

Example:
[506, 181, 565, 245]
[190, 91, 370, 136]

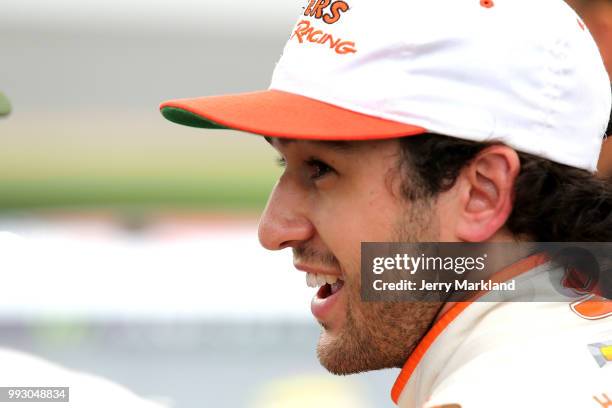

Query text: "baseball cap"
[160, 0, 611, 172]
[0, 92, 11, 117]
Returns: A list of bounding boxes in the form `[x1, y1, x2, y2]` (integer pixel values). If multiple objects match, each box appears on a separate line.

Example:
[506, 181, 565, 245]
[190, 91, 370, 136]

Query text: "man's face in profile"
[258, 138, 443, 374]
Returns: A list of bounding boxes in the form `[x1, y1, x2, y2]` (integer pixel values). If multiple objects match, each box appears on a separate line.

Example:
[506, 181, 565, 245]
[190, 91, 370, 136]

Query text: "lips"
[295, 263, 346, 322]
[310, 274, 345, 322]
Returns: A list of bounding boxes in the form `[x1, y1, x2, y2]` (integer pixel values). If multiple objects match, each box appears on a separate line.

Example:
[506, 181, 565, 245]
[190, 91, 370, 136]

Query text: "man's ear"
[452, 145, 520, 242]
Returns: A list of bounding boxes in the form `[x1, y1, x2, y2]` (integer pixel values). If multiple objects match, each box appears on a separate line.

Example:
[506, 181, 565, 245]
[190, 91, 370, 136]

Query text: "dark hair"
[399, 133, 612, 242]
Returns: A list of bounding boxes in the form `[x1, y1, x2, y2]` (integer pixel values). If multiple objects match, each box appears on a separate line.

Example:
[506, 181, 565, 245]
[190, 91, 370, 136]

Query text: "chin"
[315, 323, 400, 375]
[316, 331, 361, 375]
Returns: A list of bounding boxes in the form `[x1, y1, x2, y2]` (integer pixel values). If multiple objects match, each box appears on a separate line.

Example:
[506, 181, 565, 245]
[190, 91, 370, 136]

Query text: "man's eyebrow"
[263, 137, 358, 152]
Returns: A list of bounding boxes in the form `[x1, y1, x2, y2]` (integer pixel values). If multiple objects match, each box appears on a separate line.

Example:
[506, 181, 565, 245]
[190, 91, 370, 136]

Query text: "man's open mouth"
[316, 279, 345, 299]
[306, 272, 346, 321]
[306, 273, 345, 299]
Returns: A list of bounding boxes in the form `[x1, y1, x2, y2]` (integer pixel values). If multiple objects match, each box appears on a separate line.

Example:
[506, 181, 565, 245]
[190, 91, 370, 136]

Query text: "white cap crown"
[271, 0, 611, 171]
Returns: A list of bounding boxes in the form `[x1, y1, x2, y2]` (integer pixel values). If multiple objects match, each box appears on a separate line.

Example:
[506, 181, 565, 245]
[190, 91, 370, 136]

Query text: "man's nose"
[258, 177, 314, 251]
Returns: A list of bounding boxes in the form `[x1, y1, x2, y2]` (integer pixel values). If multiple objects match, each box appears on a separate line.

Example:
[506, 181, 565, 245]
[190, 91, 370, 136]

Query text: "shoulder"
[421, 325, 612, 408]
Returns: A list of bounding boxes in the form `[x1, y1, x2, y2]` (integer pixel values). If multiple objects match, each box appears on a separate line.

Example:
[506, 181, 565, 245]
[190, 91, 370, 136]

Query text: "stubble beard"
[316, 198, 444, 375]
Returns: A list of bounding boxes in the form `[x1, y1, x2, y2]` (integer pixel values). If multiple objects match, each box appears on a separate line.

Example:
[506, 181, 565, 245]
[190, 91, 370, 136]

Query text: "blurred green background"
[0, 6, 295, 216]
[0, 115, 279, 213]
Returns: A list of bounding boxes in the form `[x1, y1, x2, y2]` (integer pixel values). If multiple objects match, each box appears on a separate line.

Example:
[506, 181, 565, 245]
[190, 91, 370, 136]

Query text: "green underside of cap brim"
[161, 107, 229, 130]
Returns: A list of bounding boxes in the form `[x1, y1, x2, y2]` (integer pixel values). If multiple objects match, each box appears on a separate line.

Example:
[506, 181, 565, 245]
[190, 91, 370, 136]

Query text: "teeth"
[305, 272, 339, 288]
[306, 273, 317, 288]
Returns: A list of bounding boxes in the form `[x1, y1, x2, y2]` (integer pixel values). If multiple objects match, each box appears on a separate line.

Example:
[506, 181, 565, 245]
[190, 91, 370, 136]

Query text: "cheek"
[313, 191, 403, 275]
[315, 209, 362, 273]
[343, 195, 403, 241]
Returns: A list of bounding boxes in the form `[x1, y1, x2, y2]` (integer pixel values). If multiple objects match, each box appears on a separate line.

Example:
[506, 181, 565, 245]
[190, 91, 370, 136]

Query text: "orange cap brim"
[160, 89, 426, 140]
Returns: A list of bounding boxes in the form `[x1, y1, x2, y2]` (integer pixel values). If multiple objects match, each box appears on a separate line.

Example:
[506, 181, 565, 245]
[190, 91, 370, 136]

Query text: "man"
[0, 94, 166, 407]
[160, 0, 612, 406]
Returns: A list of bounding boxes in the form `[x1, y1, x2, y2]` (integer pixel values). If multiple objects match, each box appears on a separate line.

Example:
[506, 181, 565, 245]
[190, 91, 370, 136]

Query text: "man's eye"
[306, 158, 334, 180]
[276, 157, 287, 168]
